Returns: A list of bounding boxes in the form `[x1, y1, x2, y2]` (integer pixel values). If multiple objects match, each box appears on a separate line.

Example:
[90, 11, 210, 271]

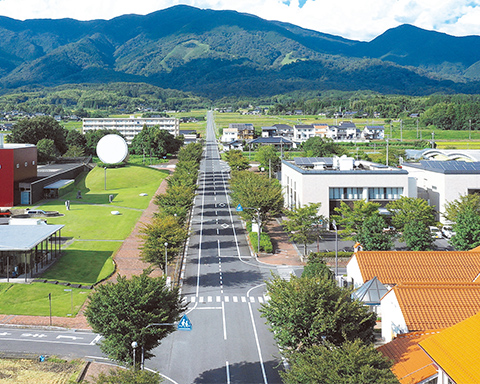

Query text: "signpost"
[177, 314, 192, 331]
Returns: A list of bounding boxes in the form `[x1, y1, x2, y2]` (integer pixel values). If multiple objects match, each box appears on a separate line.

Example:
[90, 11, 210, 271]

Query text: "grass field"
[0, 357, 83, 383]
[0, 283, 90, 317]
[3, 164, 168, 316]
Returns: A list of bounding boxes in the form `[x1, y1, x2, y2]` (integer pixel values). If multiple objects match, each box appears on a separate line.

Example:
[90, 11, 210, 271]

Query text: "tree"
[331, 200, 381, 240]
[444, 193, 480, 223]
[9, 116, 67, 154]
[85, 269, 186, 365]
[141, 215, 188, 271]
[154, 184, 195, 222]
[36, 138, 58, 163]
[63, 145, 85, 157]
[260, 274, 376, 350]
[283, 202, 325, 256]
[386, 196, 436, 232]
[229, 171, 284, 226]
[254, 145, 280, 174]
[450, 207, 480, 250]
[356, 215, 393, 251]
[65, 129, 87, 150]
[302, 136, 343, 157]
[403, 220, 434, 250]
[85, 129, 124, 156]
[301, 258, 332, 280]
[93, 368, 162, 384]
[224, 149, 250, 171]
[177, 143, 203, 163]
[130, 125, 182, 158]
[281, 340, 399, 384]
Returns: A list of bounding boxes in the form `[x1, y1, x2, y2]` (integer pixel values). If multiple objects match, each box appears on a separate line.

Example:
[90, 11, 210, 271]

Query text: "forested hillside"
[0, 5, 479, 98]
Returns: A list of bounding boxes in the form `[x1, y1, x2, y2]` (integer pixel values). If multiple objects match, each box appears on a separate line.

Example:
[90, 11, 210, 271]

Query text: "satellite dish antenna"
[96, 134, 128, 190]
[96, 134, 128, 164]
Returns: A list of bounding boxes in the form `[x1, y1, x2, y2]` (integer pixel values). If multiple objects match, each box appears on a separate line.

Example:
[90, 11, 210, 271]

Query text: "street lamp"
[131, 341, 138, 370]
[332, 220, 338, 280]
[164, 242, 168, 278]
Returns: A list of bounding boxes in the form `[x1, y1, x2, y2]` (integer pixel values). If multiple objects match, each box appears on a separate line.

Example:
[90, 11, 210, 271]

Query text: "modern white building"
[82, 117, 180, 144]
[402, 160, 480, 222]
[282, 156, 414, 218]
[293, 124, 315, 142]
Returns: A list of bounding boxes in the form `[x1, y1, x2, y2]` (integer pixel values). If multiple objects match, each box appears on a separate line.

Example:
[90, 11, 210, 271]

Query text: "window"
[368, 187, 403, 200]
[329, 188, 363, 200]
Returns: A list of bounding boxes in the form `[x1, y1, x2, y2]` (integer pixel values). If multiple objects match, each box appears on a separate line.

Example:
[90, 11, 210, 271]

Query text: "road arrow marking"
[0, 332, 11, 336]
[90, 335, 102, 345]
[56, 335, 84, 341]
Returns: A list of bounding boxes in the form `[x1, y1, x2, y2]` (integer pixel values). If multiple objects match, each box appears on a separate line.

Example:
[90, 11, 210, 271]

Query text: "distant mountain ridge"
[0, 5, 479, 97]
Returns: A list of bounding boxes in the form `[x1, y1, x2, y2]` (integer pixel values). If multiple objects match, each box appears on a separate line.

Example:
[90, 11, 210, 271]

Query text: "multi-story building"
[82, 116, 180, 144]
[282, 156, 415, 218]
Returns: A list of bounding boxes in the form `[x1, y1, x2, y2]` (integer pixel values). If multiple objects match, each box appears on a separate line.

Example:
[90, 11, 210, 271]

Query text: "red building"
[0, 141, 37, 207]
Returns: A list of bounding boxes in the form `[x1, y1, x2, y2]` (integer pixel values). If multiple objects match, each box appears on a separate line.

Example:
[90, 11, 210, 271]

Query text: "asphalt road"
[0, 327, 104, 361]
[148, 111, 288, 383]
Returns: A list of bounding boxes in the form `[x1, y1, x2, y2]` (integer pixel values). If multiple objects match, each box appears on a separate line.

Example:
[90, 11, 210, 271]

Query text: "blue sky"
[0, 0, 479, 41]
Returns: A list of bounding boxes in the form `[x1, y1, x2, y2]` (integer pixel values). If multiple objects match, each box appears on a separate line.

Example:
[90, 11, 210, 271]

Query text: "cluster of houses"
[220, 121, 385, 150]
[346, 248, 480, 383]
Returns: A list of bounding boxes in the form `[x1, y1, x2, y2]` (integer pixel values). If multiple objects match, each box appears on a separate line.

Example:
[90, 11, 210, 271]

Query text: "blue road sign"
[236, 204, 243, 212]
[177, 314, 192, 331]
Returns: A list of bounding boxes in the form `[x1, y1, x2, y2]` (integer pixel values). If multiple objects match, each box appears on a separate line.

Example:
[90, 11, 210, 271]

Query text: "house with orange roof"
[378, 331, 441, 384]
[381, 282, 480, 342]
[419, 311, 480, 384]
[346, 251, 480, 289]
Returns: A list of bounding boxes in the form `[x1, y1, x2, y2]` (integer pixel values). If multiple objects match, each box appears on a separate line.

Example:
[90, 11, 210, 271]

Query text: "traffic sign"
[236, 204, 243, 212]
[177, 314, 192, 331]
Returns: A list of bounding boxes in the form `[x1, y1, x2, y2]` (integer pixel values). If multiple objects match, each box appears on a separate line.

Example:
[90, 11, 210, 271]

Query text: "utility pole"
[400, 119, 403, 142]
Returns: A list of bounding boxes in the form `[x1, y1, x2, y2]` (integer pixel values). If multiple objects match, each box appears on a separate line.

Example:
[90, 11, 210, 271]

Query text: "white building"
[402, 160, 480, 222]
[293, 124, 315, 142]
[82, 116, 180, 144]
[282, 156, 414, 218]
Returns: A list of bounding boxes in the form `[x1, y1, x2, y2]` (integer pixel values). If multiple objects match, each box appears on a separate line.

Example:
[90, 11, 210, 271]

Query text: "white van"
[429, 226, 442, 239]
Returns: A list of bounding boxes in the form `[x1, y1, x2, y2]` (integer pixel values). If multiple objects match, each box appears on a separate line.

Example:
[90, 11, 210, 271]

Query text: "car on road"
[442, 225, 455, 239]
[429, 226, 442, 239]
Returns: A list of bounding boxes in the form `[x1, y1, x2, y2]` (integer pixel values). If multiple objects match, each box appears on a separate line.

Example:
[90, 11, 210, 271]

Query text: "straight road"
[0, 327, 103, 360]
[149, 111, 288, 383]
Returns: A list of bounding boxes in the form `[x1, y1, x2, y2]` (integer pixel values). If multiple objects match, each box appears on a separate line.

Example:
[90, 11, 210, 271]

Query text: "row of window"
[329, 187, 403, 200]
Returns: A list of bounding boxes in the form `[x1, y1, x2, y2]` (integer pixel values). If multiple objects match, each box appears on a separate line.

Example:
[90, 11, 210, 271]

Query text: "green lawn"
[2, 164, 167, 317]
[41, 241, 119, 284]
[0, 283, 90, 317]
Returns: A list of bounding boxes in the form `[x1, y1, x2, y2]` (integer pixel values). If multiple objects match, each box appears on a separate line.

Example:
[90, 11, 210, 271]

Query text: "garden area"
[0, 164, 168, 318]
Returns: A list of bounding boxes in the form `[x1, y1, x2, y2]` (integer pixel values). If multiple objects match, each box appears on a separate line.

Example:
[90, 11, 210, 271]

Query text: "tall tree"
[9, 116, 68, 154]
[229, 171, 284, 226]
[281, 340, 399, 384]
[331, 200, 381, 241]
[85, 269, 186, 365]
[356, 215, 393, 251]
[283, 202, 325, 256]
[224, 149, 250, 171]
[254, 145, 281, 174]
[130, 125, 182, 158]
[444, 193, 480, 223]
[402, 220, 434, 250]
[302, 136, 343, 157]
[260, 274, 376, 350]
[450, 207, 480, 250]
[141, 215, 188, 271]
[36, 138, 58, 163]
[386, 196, 436, 232]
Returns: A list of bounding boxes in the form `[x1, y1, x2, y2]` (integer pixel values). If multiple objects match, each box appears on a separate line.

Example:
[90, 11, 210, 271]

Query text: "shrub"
[249, 232, 273, 253]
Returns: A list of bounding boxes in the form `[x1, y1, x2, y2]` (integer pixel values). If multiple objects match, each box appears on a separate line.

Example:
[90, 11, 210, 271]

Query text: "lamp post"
[332, 220, 338, 279]
[164, 242, 168, 278]
[131, 341, 138, 370]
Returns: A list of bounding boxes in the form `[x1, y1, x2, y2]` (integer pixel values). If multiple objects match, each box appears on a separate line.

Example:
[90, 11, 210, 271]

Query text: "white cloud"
[0, 0, 478, 41]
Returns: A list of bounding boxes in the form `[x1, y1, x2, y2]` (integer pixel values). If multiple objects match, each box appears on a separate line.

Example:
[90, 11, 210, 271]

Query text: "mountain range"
[0, 5, 480, 98]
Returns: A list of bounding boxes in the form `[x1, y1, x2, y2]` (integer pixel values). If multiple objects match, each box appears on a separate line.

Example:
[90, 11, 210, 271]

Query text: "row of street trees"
[85, 143, 202, 381]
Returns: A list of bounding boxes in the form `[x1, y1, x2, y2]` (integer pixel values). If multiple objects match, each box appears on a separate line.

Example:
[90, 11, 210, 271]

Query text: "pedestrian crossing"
[183, 295, 270, 304]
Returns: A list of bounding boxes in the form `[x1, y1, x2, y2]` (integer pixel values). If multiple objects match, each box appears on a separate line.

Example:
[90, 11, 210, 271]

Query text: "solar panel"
[419, 161, 480, 172]
[294, 157, 334, 166]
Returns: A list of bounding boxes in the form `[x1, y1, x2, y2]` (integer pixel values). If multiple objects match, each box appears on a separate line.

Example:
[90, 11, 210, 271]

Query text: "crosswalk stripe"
[249, 297, 255, 303]
[208, 296, 212, 302]
[216, 296, 221, 302]
[225, 296, 229, 302]
[241, 297, 246, 303]
[258, 297, 263, 303]
[233, 296, 238, 302]
[185, 296, 267, 304]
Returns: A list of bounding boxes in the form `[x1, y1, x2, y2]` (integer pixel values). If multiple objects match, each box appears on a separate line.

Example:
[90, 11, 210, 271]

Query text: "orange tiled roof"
[470, 245, 480, 252]
[420, 312, 480, 384]
[355, 251, 480, 285]
[378, 331, 440, 384]
[393, 283, 480, 330]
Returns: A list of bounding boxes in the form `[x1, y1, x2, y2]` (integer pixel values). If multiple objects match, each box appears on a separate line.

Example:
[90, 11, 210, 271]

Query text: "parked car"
[0, 209, 11, 217]
[442, 225, 456, 239]
[429, 226, 442, 239]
